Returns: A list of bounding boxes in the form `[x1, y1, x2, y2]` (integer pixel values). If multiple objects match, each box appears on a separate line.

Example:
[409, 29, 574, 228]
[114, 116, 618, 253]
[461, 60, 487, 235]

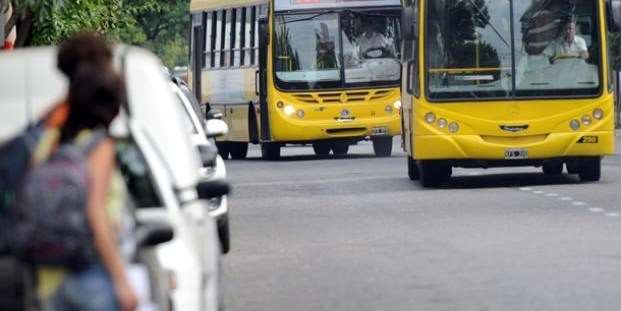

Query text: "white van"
[0, 47, 224, 311]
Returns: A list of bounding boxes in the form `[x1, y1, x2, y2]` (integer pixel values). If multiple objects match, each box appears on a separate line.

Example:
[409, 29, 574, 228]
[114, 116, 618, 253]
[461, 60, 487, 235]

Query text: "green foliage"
[10, 0, 190, 68]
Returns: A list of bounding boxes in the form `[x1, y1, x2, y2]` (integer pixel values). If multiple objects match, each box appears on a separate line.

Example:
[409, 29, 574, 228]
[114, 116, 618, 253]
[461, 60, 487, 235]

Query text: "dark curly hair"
[57, 32, 112, 79]
[60, 64, 124, 142]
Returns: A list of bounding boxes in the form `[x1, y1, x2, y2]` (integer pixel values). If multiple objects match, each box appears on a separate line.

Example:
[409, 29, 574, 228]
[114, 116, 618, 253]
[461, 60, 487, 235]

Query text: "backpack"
[13, 130, 107, 270]
[0, 124, 44, 253]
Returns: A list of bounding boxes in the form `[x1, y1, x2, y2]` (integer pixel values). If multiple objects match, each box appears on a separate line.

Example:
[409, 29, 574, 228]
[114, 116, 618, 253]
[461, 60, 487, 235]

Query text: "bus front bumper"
[270, 114, 401, 142]
[413, 131, 615, 161]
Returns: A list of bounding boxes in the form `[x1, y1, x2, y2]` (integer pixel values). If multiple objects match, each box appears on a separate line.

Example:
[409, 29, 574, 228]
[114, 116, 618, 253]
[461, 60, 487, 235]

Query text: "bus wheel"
[230, 142, 248, 159]
[372, 136, 392, 157]
[578, 157, 601, 182]
[419, 161, 451, 188]
[331, 143, 349, 156]
[313, 142, 331, 158]
[216, 142, 230, 160]
[261, 143, 281, 161]
[407, 156, 420, 180]
[542, 162, 563, 175]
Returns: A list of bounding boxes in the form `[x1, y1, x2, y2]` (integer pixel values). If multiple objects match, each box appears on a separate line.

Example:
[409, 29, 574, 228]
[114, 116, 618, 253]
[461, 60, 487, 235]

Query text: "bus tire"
[372, 136, 392, 157]
[542, 162, 563, 175]
[313, 142, 331, 158]
[578, 157, 601, 182]
[216, 142, 230, 160]
[419, 161, 451, 188]
[407, 156, 419, 180]
[331, 143, 349, 156]
[230, 142, 248, 159]
[261, 143, 281, 161]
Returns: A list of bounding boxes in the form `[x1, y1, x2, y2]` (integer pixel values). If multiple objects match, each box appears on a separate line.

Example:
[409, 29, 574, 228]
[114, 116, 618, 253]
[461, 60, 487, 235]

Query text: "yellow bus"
[400, 0, 621, 187]
[189, 0, 402, 160]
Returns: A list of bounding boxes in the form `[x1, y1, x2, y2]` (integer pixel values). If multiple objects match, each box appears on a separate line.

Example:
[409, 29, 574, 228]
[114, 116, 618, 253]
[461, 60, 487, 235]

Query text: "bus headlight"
[425, 112, 436, 124]
[448, 122, 460, 133]
[385, 105, 393, 113]
[437, 118, 448, 129]
[593, 108, 604, 120]
[393, 100, 402, 110]
[581, 115, 592, 126]
[284, 105, 296, 116]
[570, 119, 581, 131]
[296, 109, 305, 118]
[277, 101, 284, 109]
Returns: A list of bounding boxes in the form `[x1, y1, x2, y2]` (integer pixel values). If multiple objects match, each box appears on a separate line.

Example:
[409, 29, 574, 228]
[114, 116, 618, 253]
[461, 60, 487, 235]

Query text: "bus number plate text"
[505, 148, 528, 160]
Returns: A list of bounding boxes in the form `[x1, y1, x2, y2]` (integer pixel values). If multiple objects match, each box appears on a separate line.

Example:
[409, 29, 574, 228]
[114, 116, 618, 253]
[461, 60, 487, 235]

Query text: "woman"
[37, 37, 138, 311]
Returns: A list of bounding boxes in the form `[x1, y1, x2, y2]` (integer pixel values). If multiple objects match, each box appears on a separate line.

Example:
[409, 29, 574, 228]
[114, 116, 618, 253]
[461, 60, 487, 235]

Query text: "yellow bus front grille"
[291, 89, 395, 105]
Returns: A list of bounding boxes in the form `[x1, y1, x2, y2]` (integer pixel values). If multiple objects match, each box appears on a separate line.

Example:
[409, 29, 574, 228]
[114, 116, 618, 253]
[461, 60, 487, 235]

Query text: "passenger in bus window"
[543, 20, 589, 64]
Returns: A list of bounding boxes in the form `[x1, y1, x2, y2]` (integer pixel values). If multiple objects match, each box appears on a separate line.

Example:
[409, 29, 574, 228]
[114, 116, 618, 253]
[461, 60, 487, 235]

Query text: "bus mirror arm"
[406, 60, 416, 95]
[255, 70, 260, 95]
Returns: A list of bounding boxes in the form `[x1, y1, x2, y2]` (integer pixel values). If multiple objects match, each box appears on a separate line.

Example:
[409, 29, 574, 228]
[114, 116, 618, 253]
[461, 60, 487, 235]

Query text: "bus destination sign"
[274, 0, 400, 11]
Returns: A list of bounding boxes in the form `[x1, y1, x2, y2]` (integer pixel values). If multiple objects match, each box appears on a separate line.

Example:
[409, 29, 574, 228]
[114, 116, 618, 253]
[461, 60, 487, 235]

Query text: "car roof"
[0, 46, 201, 189]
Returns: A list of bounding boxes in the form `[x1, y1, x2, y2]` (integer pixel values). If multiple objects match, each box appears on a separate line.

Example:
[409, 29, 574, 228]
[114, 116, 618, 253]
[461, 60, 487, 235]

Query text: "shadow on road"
[435, 173, 582, 190]
[227, 153, 397, 162]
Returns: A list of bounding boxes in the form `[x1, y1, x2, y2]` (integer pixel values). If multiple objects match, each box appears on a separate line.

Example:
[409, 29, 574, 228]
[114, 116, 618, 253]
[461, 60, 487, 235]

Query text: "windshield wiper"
[280, 10, 337, 24]
[466, 0, 510, 48]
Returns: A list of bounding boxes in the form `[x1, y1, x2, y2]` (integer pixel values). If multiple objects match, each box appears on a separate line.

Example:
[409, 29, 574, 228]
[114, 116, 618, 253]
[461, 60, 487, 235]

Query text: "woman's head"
[57, 32, 112, 79]
[61, 64, 124, 141]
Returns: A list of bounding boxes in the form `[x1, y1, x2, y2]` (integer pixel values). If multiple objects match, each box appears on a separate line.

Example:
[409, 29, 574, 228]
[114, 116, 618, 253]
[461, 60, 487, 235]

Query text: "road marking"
[559, 197, 573, 201]
[519, 187, 533, 191]
[606, 213, 621, 217]
[571, 201, 587, 206]
[546, 193, 558, 197]
[589, 207, 605, 213]
[533, 190, 545, 194]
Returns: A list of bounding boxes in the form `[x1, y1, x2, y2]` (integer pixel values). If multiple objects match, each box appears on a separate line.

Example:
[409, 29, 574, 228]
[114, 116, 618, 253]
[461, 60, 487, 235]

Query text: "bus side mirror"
[608, 0, 621, 32]
[258, 16, 269, 45]
[401, 5, 417, 41]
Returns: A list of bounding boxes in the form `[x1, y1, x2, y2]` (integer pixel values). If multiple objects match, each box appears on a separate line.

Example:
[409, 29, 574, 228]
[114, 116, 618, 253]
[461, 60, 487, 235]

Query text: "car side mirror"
[197, 180, 231, 199]
[205, 119, 229, 138]
[206, 108, 224, 120]
[136, 222, 174, 248]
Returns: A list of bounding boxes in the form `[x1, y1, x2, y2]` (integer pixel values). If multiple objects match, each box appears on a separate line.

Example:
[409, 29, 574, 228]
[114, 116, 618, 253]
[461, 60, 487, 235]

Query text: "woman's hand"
[115, 279, 139, 311]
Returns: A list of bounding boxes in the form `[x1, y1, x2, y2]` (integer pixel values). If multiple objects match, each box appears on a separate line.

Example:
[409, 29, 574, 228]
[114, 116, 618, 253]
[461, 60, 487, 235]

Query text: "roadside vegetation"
[1, 0, 190, 68]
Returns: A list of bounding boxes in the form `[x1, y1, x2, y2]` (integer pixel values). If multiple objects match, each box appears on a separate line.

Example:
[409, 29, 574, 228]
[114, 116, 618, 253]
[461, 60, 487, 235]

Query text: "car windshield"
[274, 9, 400, 90]
[426, 0, 601, 100]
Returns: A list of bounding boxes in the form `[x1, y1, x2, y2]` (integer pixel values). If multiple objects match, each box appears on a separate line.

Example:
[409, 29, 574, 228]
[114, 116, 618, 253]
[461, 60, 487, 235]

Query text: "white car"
[170, 78, 231, 254]
[0, 47, 224, 311]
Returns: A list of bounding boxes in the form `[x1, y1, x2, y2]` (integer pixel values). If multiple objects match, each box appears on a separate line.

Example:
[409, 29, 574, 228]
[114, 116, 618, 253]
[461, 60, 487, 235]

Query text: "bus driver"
[543, 20, 589, 63]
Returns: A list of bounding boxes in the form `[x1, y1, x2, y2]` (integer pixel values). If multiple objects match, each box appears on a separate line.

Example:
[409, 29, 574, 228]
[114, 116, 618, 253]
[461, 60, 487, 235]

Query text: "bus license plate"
[372, 127, 388, 136]
[505, 148, 528, 160]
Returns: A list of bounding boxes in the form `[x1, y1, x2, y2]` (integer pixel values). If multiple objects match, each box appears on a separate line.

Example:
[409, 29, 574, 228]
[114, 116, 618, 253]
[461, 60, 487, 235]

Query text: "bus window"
[341, 10, 401, 86]
[274, 13, 342, 89]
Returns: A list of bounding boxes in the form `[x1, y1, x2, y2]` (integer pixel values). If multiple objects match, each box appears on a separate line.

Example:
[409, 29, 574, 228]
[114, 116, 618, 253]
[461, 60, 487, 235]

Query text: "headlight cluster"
[424, 112, 460, 133]
[384, 100, 401, 114]
[278, 101, 305, 119]
[569, 108, 604, 131]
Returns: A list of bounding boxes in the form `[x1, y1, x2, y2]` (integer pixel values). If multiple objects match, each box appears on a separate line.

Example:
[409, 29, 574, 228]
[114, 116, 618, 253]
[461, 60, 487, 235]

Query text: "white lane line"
[559, 197, 573, 201]
[571, 201, 588, 206]
[589, 207, 605, 213]
[606, 213, 621, 217]
[546, 193, 559, 197]
[520, 187, 533, 191]
[468, 172, 480, 176]
[533, 190, 545, 194]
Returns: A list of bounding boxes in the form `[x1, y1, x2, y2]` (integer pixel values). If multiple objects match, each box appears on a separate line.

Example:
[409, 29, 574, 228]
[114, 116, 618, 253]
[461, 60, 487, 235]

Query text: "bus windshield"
[426, 0, 601, 101]
[275, 9, 400, 90]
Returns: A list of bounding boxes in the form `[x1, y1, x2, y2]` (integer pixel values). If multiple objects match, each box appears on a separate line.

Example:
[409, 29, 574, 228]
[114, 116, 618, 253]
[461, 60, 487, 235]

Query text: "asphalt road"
[222, 137, 621, 311]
